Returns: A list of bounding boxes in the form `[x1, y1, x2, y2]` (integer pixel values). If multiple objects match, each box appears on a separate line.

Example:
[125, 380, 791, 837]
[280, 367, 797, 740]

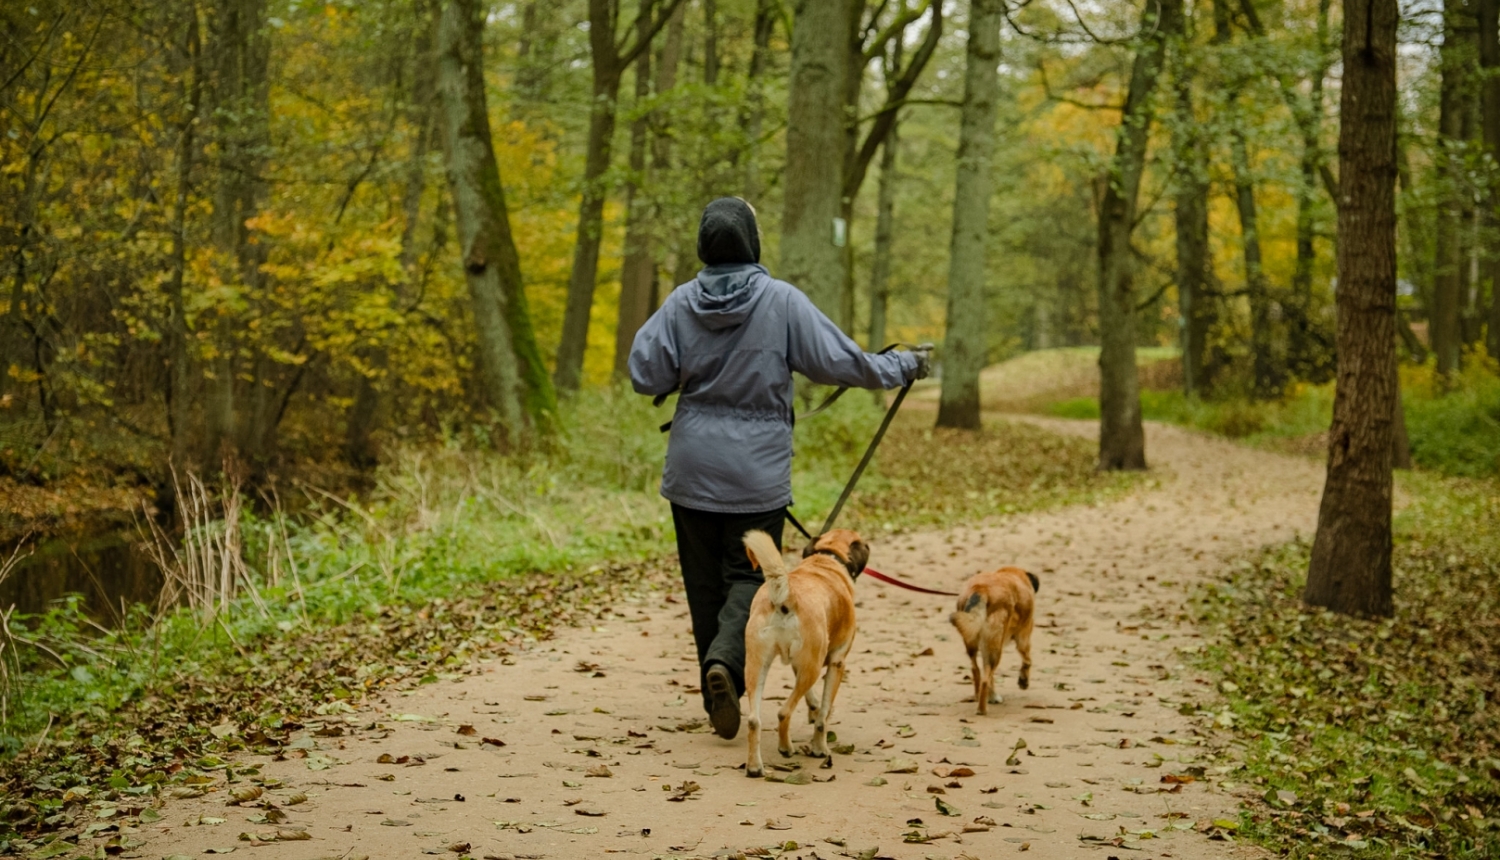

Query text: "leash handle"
[818, 380, 911, 535]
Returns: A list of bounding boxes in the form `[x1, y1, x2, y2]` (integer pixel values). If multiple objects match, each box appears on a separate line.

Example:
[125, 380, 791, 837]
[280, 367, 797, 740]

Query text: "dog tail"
[949, 589, 987, 642]
[743, 530, 789, 606]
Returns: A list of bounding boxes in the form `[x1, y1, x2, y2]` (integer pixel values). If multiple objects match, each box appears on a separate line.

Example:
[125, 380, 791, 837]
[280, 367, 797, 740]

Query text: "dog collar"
[808, 548, 862, 580]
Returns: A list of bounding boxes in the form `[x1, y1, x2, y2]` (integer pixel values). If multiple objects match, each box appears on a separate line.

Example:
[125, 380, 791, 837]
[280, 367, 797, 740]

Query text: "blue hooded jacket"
[629, 262, 918, 513]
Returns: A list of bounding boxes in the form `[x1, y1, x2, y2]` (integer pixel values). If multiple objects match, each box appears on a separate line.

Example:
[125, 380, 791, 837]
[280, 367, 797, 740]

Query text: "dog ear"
[1026, 571, 1040, 593]
[801, 541, 819, 559]
[845, 540, 870, 578]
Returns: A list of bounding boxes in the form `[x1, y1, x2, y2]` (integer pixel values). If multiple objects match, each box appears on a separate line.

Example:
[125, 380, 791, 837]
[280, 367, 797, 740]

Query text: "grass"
[1045, 358, 1500, 478]
[0, 383, 1143, 846]
[1190, 472, 1500, 858]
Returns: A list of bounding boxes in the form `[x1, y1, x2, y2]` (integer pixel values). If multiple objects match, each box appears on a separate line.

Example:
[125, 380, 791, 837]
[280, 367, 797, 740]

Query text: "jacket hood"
[697, 197, 761, 265]
[686, 263, 769, 330]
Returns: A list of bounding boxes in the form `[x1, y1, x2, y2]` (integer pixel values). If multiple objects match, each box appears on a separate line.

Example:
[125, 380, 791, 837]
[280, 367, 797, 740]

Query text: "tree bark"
[1484, 0, 1500, 361]
[1171, 30, 1214, 397]
[781, 0, 855, 318]
[868, 37, 903, 354]
[347, 0, 437, 468]
[1432, 0, 1472, 382]
[1305, 0, 1399, 619]
[935, 0, 1002, 430]
[614, 0, 657, 380]
[741, 0, 776, 200]
[553, 0, 681, 393]
[205, 0, 271, 465]
[436, 0, 556, 442]
[167, 4, 203, 469]
[1096, 0, 1177, 469]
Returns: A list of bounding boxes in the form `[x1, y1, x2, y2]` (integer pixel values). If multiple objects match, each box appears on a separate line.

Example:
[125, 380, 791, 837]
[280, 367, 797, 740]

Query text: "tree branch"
[843, 0, 943, 201]
[618, 0, 690, 69]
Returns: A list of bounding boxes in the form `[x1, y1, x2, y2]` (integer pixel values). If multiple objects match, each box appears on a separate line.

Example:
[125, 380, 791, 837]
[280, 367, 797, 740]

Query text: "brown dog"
[950, 567, 1039, 715]
[741, 529, 868, 778]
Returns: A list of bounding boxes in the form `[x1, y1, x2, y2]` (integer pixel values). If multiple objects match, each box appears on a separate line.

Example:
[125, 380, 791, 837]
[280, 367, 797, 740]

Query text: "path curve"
[139, 420, 1325, 860]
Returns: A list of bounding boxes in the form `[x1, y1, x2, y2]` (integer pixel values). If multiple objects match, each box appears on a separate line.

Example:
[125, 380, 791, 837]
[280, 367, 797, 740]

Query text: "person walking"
[629, 197, 929, 739]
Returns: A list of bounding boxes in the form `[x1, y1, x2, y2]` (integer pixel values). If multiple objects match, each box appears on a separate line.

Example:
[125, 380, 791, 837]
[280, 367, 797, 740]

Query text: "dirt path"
[139, 419, 1325, 860]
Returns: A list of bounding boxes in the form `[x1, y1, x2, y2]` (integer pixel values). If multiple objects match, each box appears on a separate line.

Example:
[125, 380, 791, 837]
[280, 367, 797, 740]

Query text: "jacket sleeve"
[628, 300, 681, 396]
[785, 287, 917, 389]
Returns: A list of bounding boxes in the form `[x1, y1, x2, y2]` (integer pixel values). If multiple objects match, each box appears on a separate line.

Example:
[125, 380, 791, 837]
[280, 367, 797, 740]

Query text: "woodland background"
[6, 0, 1494, 498]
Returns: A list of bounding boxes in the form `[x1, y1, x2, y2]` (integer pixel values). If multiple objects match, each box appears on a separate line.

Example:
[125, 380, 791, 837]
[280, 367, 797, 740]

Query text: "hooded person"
[629, 197, 930, 739]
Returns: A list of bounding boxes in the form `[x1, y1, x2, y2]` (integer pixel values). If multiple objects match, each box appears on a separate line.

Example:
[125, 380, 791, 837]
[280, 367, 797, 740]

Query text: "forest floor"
[126, 416, 1324, 860]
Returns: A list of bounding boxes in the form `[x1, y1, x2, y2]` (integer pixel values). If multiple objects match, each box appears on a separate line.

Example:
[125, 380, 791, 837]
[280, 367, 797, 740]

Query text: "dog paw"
[778, 747, 792, 758]
[1018, 676, 1029, 690]
[746, 767, 763, 779]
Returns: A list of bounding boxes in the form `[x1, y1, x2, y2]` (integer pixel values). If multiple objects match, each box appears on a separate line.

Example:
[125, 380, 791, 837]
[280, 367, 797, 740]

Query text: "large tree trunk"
[1305, 0, 1399, 619]
[1171, 37, 1214, 397]
[1482, 0, 1500, 358]
[1096, 0, 1177, 469]
[1432, 0, 1471, 382]
[613, 0, 656, 380]
[935, 0, 1003, 430]
[1484, 0, 1500, 361]
[436, 0, 556, 442]
[781, 0, 854, 318]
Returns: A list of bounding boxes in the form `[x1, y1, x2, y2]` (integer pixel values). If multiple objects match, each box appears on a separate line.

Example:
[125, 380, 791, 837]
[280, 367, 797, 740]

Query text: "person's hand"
[910, 344, 934, 381]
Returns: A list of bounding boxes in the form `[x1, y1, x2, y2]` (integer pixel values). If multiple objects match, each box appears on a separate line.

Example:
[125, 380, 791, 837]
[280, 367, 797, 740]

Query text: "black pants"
[670, 503, 785, 709]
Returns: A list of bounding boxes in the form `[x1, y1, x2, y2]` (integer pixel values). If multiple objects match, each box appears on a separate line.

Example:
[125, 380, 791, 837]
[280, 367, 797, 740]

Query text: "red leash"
[861, 567, 959, 597]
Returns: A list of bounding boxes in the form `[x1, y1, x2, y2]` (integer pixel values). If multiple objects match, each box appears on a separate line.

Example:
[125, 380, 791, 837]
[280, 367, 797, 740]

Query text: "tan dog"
[741, 529, 867, 778]
[950, 567, 1039, 715]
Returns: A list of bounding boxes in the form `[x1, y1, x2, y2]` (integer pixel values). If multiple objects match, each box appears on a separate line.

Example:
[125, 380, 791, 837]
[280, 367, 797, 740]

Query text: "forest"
[2, 0, 1500, 858]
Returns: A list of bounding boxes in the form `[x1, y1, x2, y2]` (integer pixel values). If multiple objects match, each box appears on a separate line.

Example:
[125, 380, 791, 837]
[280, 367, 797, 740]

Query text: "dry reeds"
[146, 469, 266, 628]
[0, 541, 27, 724]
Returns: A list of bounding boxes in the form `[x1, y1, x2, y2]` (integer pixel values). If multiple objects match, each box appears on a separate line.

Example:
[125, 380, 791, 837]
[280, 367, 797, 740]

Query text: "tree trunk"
[554, 0, 625, 393]
[554, 0, 679, 392]
[741, 0, 776, 200]
[614, 0, 656, 380]
[1432, 0, 1470, 382]
[781, 0, 854, 318]
[347, 0, 437, 467]
[1305, 0, 1399, 619]
[1287, 0, 1333, 380]
[1484, 0, 1500, 361]
[1229, 126, 1281, 398]
[205, 0, 271, 464]
[935, 0, 1003, 430]
[868, 112, 899, 353]
[167, 5, 203, 469]
[703, 0, 719, 86]
[1171, 39, 1214, 397]
[436, 0, 556, 441]
[1096, 0, 1177, 469]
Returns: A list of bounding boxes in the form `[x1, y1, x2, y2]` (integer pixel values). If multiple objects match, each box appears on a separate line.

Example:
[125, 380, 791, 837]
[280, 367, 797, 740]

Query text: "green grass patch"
[1046, 361, 1500, 478]
[1191, 474, 1500, 858]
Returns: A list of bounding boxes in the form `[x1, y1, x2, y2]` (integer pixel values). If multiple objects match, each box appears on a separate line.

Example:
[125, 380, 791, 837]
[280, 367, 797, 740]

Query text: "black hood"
[697, 197, 761, 266]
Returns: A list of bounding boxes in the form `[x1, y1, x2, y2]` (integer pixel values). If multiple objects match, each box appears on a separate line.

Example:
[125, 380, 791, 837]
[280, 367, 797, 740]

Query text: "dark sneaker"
[704, 664, 741, 740]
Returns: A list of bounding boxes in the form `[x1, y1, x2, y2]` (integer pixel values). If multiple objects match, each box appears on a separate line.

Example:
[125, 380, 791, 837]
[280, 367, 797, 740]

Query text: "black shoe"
[704, 664, 741, 740]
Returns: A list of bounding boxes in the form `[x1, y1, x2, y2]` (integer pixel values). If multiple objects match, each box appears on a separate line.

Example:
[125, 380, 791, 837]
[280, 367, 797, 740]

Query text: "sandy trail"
[138, 419, 1325, 860]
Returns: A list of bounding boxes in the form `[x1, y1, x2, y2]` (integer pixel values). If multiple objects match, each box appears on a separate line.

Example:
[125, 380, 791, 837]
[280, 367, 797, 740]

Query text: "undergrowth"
[1192, 475, 1500, 858]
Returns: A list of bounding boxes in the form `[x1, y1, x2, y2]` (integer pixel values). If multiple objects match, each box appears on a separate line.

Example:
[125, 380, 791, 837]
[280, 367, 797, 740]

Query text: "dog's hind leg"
[983, 641, 1003, 706]
[1014, 625, 1033, 690]
[778, 660, 821, 760]
[810, 653, 848, 762]
[968, 648, 986, 716]
[744, 652, 774, 778]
